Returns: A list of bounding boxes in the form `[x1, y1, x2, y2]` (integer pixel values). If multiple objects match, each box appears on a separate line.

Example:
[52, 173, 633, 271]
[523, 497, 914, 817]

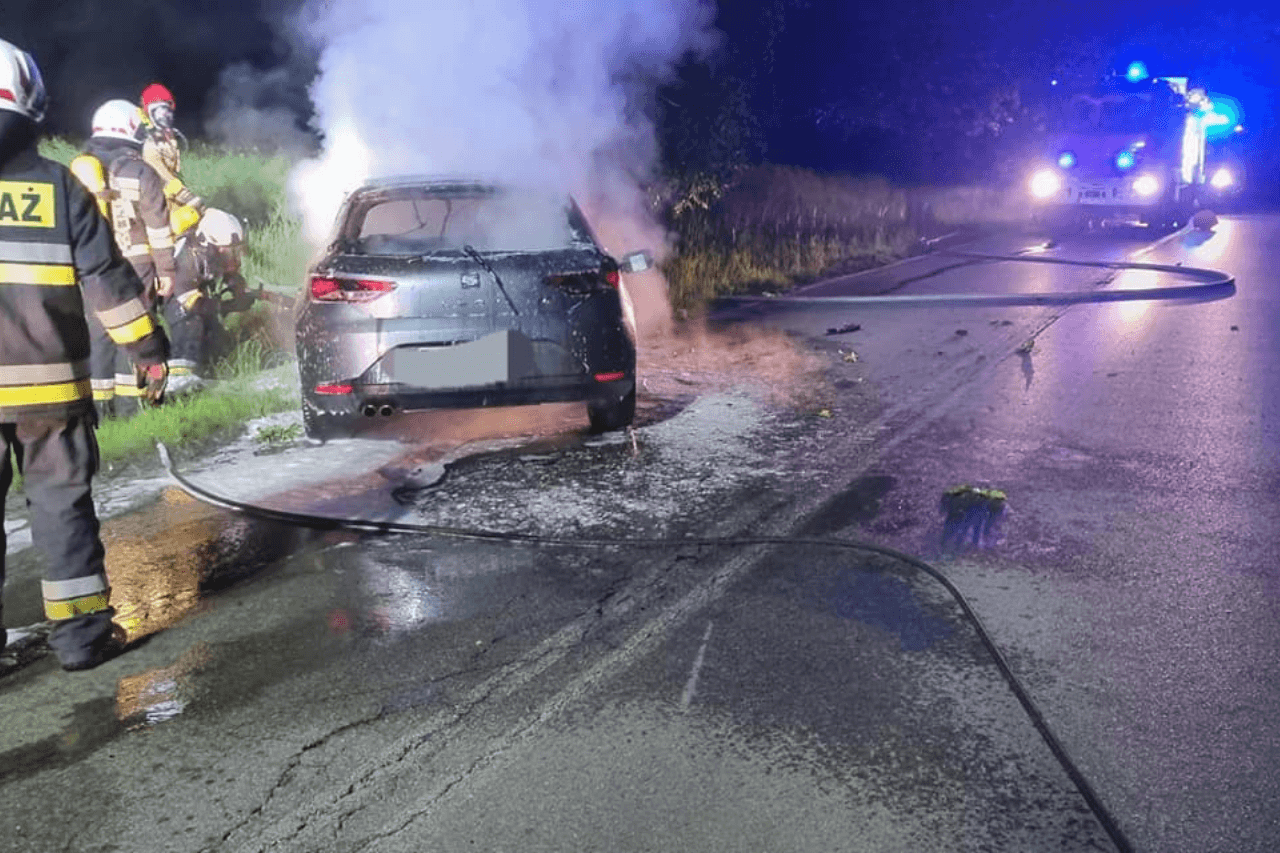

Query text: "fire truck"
[1027, 64, 1236, 230]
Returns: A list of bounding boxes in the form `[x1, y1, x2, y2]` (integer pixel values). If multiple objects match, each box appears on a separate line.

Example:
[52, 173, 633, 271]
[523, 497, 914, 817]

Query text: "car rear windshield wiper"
[462, 244, 520, 316]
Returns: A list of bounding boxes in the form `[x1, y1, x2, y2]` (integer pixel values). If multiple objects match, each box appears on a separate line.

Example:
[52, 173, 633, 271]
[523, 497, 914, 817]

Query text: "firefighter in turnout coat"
[71, 99, 178, 417]
[0, 40, 169, 670]
[140, 83, 208, 388]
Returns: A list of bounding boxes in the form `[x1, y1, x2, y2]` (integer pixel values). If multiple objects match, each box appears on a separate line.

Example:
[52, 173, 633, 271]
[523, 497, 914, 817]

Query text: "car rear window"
[347, 190, 593, 255]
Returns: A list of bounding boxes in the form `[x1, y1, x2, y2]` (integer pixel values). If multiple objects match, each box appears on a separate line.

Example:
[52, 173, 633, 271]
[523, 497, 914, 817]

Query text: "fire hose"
[719, 249, 1236, 309]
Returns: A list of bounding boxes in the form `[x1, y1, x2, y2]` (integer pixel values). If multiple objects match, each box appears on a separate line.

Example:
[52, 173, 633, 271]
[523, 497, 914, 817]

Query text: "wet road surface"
[2, 217, 1270, 851]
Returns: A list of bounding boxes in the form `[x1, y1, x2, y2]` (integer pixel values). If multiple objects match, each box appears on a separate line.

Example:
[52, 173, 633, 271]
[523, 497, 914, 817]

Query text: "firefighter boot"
[58, 619, 127, 671]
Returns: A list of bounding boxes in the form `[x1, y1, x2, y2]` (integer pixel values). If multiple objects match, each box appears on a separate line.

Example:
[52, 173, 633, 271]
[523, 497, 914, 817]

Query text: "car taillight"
[310, 275, 397, 303]
[314, 383, 353, 395]
[603, 268, 620, 288]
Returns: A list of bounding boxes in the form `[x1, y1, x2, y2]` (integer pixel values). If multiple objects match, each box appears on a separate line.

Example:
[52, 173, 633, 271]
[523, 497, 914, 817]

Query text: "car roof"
[350, 175, 498, 194]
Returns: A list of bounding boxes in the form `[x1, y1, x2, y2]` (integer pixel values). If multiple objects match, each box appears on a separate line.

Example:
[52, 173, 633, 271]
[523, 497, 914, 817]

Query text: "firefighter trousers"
[0, 416, 114, 662]
[90, 256, 156, 417]
[161, 283, 207, 380]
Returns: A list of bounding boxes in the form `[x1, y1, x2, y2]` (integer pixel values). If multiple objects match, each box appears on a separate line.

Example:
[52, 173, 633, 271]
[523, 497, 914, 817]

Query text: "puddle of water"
[101, 488, 306, 642]
[115, 643, 214, 729]
[826, 569, 953, 652]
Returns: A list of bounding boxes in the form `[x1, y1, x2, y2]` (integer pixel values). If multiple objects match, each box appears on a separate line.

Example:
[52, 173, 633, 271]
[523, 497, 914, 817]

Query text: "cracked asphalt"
[3, 217, 1276, 852]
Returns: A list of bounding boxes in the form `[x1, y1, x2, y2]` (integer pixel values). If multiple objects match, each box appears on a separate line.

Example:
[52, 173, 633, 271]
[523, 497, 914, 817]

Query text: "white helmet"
[196, 208, 244, 248]
[91, 99, 142, 141]
[0, 39, 47, 123]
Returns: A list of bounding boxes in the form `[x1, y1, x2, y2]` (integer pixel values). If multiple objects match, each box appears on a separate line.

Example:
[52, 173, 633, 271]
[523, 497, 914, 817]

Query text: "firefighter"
[139, 83, 204, 238]
[0, 39, 169, 671]
[139, 83, 209, 391]
[174, 207, 250, 376]
[71, 99, 179, 416]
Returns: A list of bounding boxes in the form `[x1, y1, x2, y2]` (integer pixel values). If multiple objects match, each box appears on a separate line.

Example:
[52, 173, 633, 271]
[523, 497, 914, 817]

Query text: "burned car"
[296, 177, 647, 440]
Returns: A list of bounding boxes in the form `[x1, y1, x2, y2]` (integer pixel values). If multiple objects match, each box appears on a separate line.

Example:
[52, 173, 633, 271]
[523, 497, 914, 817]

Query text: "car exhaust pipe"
[379, 404, 395, 417]
[362, 404, 378, 417]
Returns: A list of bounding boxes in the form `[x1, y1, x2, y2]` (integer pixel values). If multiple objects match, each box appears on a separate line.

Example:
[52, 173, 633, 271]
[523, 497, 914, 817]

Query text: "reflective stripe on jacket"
[0, 134, 168, 420]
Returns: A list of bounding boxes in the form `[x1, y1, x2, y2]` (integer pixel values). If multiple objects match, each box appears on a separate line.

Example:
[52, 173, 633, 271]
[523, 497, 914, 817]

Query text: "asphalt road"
[1, 216, 1274, 852]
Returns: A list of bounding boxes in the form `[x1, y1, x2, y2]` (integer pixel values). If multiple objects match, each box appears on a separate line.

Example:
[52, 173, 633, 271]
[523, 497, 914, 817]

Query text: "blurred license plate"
[387, 330, 533, 388]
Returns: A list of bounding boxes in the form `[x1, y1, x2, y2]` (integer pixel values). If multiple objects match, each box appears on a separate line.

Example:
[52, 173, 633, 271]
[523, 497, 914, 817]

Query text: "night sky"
[3, 0, 1277, 191]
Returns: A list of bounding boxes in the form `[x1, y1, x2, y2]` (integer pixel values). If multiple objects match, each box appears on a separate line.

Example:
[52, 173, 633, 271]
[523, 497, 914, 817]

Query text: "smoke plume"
[288, 1, 716, 276]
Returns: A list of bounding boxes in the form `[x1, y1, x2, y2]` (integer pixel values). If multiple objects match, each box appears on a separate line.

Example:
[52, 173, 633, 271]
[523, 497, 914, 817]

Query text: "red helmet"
[140, 83, 174, 109]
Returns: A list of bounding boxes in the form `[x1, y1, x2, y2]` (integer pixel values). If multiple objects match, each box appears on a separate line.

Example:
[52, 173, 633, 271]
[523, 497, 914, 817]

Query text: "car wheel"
[588, 386, 636, 433]
[302, 397, 357, 442]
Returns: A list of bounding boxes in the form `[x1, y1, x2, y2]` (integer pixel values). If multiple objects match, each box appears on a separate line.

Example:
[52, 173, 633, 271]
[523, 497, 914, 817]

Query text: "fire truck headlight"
[1029, 169, 1062, 199]
[1210, 167, 1234, 190]
[1133, 175, 1161, 197]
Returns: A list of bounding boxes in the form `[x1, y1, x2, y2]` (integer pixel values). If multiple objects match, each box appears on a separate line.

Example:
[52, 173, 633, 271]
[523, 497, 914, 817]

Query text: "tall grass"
[660, 164, 1027, 307]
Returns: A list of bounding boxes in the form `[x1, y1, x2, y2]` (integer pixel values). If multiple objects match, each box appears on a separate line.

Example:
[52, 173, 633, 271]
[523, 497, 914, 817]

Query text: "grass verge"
[95, 342, 300, 468]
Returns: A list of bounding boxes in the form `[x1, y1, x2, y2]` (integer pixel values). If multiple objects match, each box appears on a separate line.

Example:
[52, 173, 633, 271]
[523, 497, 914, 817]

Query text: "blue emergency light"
[1203, 93, 1242, 140]
[1115, 150, 1136, 170]
[1125, 61, 1149, 83]
[1058, 151, 1077, 169]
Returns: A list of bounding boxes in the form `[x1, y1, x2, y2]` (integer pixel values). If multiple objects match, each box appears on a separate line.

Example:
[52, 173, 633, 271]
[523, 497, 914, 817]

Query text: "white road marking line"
[680, 621, 714, 711]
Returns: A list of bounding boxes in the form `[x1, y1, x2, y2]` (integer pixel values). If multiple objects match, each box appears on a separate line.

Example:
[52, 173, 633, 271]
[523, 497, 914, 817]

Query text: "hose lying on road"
[719, 249, 1235, 309]
[159, 441, 1135, 853]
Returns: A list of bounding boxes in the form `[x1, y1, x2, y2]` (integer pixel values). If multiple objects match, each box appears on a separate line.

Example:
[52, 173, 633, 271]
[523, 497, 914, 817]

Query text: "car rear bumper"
[305, 374, 635, 417]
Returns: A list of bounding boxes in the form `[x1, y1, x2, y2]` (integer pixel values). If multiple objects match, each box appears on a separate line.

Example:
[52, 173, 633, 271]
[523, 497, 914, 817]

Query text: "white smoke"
[289, 0, 717, 253]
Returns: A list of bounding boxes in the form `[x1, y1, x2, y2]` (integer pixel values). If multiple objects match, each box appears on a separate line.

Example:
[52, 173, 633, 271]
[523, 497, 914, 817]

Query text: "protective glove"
[155, 275, 175, 299]
[137, 362, 169, 406]
[217, 273, 255, 315]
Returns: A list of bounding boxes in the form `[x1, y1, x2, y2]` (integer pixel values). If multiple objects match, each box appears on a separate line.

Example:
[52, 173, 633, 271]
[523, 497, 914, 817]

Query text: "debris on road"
[1015, 339, 1035, 355]
[825, 322, 861, 336]
[940, 485, 1008, 549]
[841, 350, 859, 363]
[955, 328, 968, 336]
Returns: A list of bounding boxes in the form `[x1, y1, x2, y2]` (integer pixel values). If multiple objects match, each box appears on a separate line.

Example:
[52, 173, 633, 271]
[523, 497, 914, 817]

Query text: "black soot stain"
[799, 474, 896, 536]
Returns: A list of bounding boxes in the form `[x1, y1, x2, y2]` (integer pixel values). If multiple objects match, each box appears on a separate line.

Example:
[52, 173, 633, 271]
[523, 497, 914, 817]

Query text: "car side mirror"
[619, 251, 653, 274]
